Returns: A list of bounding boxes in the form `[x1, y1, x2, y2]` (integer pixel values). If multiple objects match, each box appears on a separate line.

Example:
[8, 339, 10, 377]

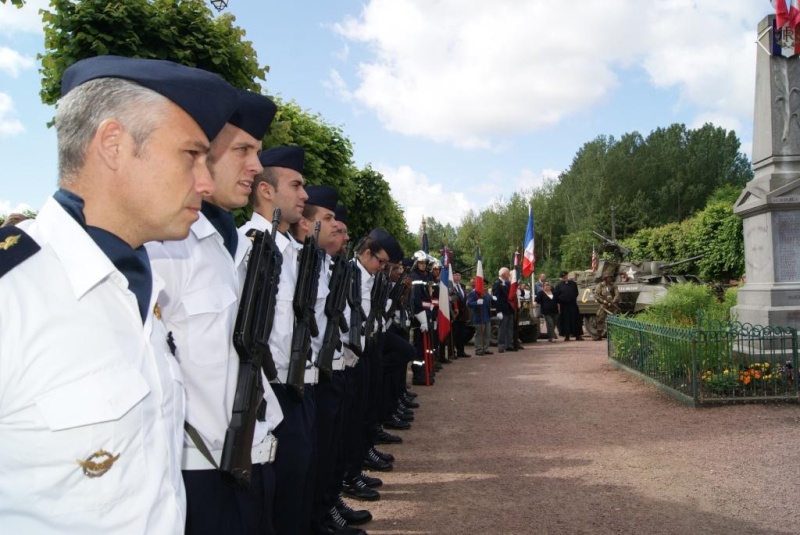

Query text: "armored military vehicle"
[575, 233, 703, 337]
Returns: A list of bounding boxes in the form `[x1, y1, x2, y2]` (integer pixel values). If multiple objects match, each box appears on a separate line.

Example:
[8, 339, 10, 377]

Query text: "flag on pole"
[773, 0, 800, 29]
[522, 206, 535, 278]
[591, 246, 598, 272]
[474, 246, 484, 296]
[421, 218, 429, 254]
[438, 252, 451, 343]
[772, 0, 800, 56]
[509, 250, 520, 312]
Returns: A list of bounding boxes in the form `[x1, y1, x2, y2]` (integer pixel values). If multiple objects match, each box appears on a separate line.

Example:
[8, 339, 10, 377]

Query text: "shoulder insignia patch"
[0, 226, 40, 279]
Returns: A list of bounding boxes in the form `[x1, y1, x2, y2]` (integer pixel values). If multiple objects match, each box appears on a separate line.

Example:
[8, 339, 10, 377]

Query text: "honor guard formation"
[0, 55, 476, 535]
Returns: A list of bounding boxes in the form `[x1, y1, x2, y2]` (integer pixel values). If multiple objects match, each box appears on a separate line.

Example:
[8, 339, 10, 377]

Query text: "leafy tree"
[1, 0, 25, 6]
[39, 0, 266, 105]
[559, 230, 595, 272]
[688, 200, 744, 281]
[350, 165, 409, 246]
[264, 98, 356, 206]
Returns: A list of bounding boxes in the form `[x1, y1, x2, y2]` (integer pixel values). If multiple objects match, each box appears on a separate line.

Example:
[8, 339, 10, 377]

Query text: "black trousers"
[452, 320, 467, 355]
[183, 461, 276, 535]
[271, 384, 317, 535]
[332, 364, 358, 496]
[343, 355, 369, 481]
[382, 327, 414, 419]
[311, 370, 346, 533]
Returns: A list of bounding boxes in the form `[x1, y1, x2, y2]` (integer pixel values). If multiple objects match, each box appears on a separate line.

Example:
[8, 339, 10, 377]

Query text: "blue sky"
[0, 1, 768, 228]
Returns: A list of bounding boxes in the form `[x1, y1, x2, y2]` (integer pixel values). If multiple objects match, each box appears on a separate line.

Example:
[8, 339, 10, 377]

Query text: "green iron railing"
[607, 313, 799, 406]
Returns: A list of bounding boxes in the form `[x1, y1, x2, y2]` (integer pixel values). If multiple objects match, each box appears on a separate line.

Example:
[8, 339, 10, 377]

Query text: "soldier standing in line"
[147, 89, 282, 534]
[0, 56, 239, 533]
[328, 207, 388, 517]
[409, 251, 435, 385]
[241, 146, 316, 535]
[592, 273, 620, 340]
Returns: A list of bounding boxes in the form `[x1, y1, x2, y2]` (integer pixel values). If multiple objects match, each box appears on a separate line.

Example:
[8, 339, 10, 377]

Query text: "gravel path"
[355, 339, 800, 535]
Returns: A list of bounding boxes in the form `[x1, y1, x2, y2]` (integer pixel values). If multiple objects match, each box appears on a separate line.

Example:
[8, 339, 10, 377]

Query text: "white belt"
[274, 366, 319, 385]
[342, 346, 359, 367]
[182, 433, 278, 470]
[332, 358, 346, 371]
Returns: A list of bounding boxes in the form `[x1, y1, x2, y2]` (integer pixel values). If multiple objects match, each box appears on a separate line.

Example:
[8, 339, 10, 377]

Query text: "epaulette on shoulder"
[0, 226, 40, 279]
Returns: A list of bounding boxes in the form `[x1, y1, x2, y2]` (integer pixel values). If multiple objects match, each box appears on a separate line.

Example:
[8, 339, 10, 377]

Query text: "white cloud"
[510, 168, 559, 193]
[0, 46, 34, 77]
[375, 163, 474, 228]
[0, 93, 24, 136]
[0, 199, 32, 216]
[323, 69, 353, 102]
[0, 0, 48, 34]
[333, 0, 765, 148]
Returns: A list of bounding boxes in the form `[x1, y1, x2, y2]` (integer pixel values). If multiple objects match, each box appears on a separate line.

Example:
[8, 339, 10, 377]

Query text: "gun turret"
[592, 231, 631, 262]
[657, 255, 705, 274]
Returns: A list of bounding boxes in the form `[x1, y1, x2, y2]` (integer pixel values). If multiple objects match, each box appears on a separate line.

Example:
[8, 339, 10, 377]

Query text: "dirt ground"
[355, 339, 800, 535]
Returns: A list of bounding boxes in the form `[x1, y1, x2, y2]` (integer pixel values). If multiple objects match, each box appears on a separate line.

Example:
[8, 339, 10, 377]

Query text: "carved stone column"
[733, 15, 800, 327]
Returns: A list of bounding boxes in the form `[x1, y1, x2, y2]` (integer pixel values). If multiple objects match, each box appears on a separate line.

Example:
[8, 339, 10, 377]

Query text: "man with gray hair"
[492, 267, 515, 353]
[0, 56, 237, 533]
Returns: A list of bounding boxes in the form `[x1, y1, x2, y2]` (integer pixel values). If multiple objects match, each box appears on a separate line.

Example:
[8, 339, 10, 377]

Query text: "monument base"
[732, 283, 800, 327]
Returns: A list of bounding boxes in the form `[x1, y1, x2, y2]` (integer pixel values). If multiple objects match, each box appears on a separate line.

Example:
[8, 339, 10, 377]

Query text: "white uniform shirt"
[240, 212, 298, 383]
[147, 213, 282, 470]
[358, 259, 374, 347]
[0, 198, 185, 533]
[310, 253, 332, 361]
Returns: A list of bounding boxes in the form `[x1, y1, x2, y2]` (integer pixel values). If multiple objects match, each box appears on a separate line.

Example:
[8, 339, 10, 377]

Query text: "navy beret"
[61, 55, 238, 142]
[368, 228, 403, 263]
[228, 90, 277, 141]
[305, 185, 338, 212]
[334, 204, 347, 225]
[259, 146, 305, 174]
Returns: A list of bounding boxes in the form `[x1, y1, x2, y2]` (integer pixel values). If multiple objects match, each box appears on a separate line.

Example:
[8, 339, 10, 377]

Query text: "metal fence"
[607, 314, 799, 406]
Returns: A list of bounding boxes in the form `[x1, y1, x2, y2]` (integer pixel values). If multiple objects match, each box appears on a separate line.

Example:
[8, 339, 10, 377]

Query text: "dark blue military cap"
[334, 204, 348, 225]
[305, 185, 338, 212]
[61, 55, 238, 142]
[259, 146, 305, 174]
[368, 228, 403, 263]
[228, 90, 277, 140]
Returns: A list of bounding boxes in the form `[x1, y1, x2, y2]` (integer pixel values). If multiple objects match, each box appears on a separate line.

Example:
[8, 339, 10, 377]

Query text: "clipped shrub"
[637, 283, 733, 327]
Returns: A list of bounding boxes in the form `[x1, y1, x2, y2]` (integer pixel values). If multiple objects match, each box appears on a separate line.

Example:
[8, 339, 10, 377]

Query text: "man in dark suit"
[491, 267, 515, 353]
[553, 270, 584, 341]
[450, 270, 470, 358]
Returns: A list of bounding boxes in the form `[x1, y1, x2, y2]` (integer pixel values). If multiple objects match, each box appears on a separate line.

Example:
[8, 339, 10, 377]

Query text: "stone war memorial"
[734, 14, 800, 329]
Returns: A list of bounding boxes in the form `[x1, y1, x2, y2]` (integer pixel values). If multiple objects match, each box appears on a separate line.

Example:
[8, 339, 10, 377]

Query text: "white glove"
[476, 299, 484, 305]
[497, 312, 503, 320]
[416, 311, 428, 332]
[492, 295, 498, 301]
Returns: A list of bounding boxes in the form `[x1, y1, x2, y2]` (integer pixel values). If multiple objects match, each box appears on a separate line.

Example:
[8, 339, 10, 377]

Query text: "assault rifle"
[287, 222, 322, 399]
[365, 271, 390, 340]
[316, 250, 350, 378]
[347, 258, 365, 356]
[384, 270, 410, 321]
[221, 208, 282, 489]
